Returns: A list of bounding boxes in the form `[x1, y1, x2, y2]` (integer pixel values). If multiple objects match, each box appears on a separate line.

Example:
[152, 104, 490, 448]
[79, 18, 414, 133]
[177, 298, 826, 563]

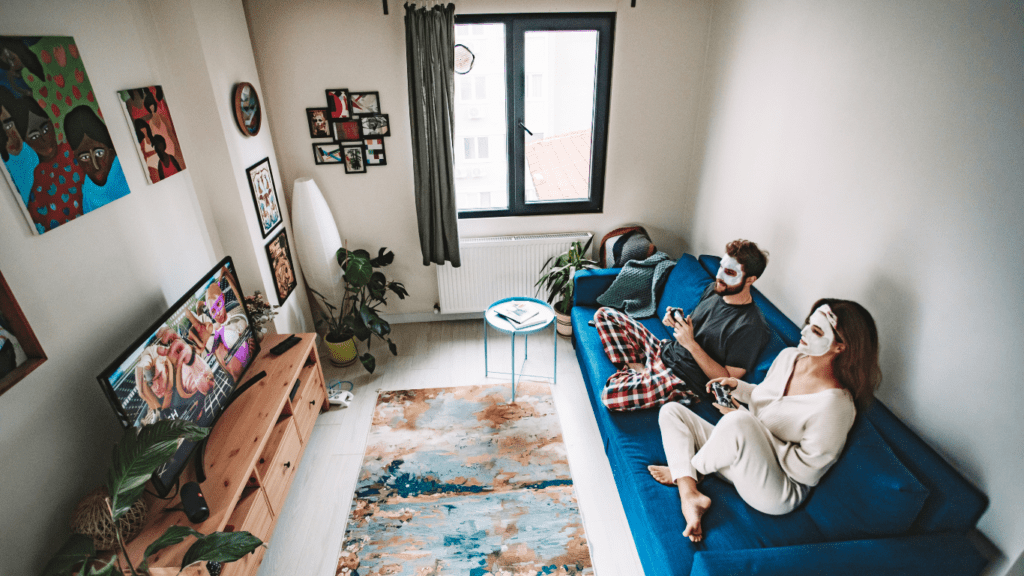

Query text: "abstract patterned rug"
[337, 382, 593, 576]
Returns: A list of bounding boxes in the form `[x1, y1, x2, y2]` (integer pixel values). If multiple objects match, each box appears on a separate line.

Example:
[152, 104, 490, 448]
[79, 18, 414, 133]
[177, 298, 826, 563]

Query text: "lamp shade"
[290, 177, 344, 307]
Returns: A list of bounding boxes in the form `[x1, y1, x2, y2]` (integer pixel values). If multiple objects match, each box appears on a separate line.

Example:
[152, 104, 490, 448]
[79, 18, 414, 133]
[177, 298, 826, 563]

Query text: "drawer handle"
[310, 400, 316, 406]
[259, 458, 265, 465]
[284, 461, 291, 468]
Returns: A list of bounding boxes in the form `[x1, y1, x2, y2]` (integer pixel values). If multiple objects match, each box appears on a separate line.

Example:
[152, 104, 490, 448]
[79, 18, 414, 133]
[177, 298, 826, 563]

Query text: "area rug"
[337, 382, 593, 576]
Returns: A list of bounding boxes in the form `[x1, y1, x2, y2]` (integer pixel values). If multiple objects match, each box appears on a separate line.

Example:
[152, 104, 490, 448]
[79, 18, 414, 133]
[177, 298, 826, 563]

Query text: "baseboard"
[380, 311, 484, 324]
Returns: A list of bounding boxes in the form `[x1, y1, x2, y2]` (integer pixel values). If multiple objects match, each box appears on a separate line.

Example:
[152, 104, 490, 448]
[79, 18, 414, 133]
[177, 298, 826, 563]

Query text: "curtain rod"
[385, 0, 635, 15]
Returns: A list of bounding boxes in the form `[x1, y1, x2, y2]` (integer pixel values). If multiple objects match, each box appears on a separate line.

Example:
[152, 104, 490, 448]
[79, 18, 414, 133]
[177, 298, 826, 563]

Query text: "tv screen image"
[97, 257, 260, 496]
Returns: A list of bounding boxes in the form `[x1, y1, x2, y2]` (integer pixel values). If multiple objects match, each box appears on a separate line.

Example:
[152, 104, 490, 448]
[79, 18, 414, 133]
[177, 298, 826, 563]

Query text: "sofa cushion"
[804, 416, 930, 540]
[655, 254, 714, 321]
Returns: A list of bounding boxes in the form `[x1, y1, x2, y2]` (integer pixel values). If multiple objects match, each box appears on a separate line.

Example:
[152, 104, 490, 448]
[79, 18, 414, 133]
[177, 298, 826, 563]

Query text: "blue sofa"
[571, 253, 989, 576]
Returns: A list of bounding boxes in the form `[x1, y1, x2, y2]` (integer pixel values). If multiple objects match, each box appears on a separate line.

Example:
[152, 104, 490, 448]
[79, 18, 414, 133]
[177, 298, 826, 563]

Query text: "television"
[97, 256, 260, 496]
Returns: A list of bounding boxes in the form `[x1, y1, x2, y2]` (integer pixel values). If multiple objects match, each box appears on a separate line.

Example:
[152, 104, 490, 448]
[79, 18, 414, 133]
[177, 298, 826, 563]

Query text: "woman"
[648, 298, 881, 543]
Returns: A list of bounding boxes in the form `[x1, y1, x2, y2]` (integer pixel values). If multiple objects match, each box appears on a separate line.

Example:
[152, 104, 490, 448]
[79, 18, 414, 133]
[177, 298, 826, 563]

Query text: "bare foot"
[626, 362, 645, 372]
[647, 465, 676, 486]
[677, 478, 712, 543]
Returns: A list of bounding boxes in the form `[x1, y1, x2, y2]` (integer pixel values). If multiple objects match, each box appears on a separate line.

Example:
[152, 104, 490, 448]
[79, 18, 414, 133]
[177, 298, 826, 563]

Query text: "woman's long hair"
[805, 298, 881, 410]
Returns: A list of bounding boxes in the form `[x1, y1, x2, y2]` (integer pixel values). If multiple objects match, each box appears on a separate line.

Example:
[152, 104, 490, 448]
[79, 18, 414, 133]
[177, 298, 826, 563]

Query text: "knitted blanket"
[596, 252, 676, 318]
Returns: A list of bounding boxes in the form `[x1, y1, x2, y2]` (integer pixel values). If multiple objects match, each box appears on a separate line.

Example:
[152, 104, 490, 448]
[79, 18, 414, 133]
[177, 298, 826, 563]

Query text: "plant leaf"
[387, 281, 408, 299]
[40, 534, 96, 576]
[181, 531, 263, 568]
[83, 556, 120, 576]
[370, 247, 394, 267]
[139, 525, 204, 572]
[344, 253, 373, 286]
[387, 339, 398, 356]
[359, 352, 376, 373]
[335, 247, 349, 266]
[108, 420, 209, 520]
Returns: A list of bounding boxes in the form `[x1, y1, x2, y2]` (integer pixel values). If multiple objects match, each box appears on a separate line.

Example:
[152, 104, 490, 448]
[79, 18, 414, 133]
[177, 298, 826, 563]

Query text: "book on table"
[494, 301, 543, 328]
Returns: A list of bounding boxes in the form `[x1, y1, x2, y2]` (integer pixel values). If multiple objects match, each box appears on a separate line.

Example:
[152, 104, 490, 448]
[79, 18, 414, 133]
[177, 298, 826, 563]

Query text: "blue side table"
[484, 297, 557, 402]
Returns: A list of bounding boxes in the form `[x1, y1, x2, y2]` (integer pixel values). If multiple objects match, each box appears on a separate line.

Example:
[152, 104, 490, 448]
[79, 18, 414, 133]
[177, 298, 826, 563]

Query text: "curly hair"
[725, 239, 769, 280]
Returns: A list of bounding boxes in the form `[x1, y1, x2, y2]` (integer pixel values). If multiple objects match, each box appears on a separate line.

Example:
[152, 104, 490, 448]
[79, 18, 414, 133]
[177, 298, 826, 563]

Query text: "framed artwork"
[0, 271, 47, 396]
[118, 86, 186, 184]
[306, 108, 331, 138]
[325, 88, 350, 119]
[265, 229, 298, 305]
[313, 142, 344, 165]
[332, 119, 362, 142]
[0, 35, 131, 235]
[360, 114, 390, 137]
[245, 158, 282, 238]
[364, 138, 387, 166]
[349, 91, 380, 116]
[232, 82, 261, 136]
[342, 142, 367, 174]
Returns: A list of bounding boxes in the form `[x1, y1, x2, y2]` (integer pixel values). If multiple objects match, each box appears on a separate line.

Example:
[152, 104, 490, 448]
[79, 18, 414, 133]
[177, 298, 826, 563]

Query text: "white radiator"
[437, 232, 593, 314]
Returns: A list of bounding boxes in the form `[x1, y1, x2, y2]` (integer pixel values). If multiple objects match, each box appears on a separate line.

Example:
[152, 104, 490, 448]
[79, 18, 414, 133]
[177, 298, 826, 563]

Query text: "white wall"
[687, 0, 1024, 572]
[244, 0, 713, 317]
[0, 1, 219, 573]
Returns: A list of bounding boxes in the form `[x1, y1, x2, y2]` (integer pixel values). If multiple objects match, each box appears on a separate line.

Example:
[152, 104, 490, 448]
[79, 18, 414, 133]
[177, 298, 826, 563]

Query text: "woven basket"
[69, 486, 148, 551]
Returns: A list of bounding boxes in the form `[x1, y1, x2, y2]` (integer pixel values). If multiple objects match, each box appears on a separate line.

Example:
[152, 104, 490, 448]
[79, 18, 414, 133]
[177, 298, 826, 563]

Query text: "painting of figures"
[265, 229, 297, 304]
[246, 157, 282, 238]
[0, 36, 131, 235]
[118, 85, 186, 184]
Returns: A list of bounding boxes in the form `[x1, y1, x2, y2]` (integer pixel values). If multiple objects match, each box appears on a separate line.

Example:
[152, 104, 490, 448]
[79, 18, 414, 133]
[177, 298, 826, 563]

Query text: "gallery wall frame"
[360, 114, 390, 137]
[326, 88, 351, 119]
[342, 142, 367, 174]
[313, 142, 344, 165]
[0, 271, 47, 396]
[233, 82, 262, 136]
[306, 107, 331, 138]
[349, 91, 381, 116]
[265, 229, 298, 304]
[118, 85, 187, 183]
[246, 157, 282, 238]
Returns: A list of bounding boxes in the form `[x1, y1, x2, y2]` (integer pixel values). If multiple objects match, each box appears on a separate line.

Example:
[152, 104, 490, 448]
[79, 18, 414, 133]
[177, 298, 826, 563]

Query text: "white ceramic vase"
[290, 178, 344, 307]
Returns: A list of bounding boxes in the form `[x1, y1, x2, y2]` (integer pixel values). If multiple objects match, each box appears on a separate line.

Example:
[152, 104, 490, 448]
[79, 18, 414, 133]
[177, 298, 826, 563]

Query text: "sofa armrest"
[573, 268, 620, 307]
[690, 532, 987, 576]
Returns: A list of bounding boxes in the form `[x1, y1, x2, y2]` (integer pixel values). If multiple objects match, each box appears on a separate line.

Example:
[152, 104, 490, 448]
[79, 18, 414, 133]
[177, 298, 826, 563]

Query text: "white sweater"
[732, 347, 856, 487]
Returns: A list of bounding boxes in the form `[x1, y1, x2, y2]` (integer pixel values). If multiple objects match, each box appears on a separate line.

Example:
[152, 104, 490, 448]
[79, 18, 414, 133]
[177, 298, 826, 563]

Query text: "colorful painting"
[364, 138, 386, 166]
[233, 82, 261, 136]
[118, 86, 185, 184]
[333, 119, 361, 142]
[313, 142, 343, 165]
[349, 91, 380, 116]
[306, 107, 330, 138]
[246, 157, 281, 238]
[326, 88, 350, 119]
[339, 383, 593, 576]
[265, 229, 297, 304]
[0, 36, 131, 235]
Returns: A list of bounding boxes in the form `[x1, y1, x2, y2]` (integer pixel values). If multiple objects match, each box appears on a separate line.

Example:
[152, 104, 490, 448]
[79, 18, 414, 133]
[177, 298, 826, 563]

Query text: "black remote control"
[271, 334, 302, 355]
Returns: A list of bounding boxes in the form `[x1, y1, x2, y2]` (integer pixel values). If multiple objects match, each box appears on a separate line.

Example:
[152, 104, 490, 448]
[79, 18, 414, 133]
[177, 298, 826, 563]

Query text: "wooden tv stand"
[124, 333, 327, 576]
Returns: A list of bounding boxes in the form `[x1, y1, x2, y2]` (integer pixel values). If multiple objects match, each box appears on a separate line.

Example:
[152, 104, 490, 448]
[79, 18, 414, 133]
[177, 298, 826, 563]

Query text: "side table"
[484, 297, 557, 402]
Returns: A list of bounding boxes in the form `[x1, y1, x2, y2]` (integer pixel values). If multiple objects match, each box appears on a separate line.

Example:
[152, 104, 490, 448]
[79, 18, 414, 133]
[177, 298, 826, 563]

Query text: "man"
[595, 239, 771, 411]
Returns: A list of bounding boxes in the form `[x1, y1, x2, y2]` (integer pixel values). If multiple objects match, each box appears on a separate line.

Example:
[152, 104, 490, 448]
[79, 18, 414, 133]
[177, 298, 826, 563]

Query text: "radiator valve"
[433, 303, 440, 314]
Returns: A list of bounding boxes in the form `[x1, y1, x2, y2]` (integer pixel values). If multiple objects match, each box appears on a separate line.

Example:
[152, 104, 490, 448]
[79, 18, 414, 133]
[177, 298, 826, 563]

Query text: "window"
[453, 13, 615, 218]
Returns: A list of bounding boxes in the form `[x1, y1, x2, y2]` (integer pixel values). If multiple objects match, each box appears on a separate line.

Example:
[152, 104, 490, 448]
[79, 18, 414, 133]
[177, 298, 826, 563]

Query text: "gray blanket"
[596, 252, 676, 318]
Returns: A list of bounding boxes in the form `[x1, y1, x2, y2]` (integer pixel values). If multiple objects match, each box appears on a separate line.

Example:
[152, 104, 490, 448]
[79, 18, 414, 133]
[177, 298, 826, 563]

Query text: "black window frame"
[454, 12, 615, 219]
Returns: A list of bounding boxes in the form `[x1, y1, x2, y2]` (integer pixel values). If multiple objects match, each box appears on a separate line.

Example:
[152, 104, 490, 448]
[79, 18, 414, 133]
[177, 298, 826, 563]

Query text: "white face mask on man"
[797, 304, 839, 356]
[716, 255, 744, 287]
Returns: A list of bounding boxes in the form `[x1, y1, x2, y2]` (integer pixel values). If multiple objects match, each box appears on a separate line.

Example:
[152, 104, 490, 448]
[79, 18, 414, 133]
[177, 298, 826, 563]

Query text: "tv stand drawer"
[256, 417, 302, 510]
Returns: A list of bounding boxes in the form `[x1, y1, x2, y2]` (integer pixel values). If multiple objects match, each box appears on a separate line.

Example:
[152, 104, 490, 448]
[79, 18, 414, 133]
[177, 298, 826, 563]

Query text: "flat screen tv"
[97, 256, 260, 496]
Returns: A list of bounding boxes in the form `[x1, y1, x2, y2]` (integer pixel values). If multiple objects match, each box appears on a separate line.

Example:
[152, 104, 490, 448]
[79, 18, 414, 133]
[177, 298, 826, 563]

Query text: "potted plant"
[535, 238, 598, 337]
[42, 420, 262, 576]
[311, 246, 408, 373]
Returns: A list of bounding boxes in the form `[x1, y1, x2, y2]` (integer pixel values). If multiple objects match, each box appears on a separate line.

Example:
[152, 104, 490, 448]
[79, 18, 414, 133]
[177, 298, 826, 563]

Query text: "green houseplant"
[41, 419, 262, 576]
[311, 246, 408, 373]
[535, 238, 598, 337]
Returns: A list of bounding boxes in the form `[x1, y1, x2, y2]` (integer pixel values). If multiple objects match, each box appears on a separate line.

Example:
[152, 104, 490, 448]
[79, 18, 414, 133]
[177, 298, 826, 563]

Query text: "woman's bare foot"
[647, 465, 676, 486]
[677, 477, 712, 542]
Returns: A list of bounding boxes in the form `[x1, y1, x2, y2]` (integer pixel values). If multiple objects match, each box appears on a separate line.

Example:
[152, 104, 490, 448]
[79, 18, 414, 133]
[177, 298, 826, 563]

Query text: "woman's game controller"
[710, 381, 734, 407]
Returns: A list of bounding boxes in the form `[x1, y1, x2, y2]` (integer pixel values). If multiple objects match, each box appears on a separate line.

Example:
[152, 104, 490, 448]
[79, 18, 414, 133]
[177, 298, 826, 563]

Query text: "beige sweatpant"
[658, 402, 809, 515]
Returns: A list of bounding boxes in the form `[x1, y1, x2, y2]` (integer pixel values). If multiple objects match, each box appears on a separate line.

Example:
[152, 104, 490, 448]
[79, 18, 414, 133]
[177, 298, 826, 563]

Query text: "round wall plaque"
[233, 82, 262, 136]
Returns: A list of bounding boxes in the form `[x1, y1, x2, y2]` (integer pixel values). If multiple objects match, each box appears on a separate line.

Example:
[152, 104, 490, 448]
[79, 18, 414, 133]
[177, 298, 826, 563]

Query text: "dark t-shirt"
[661, 284, 770, 395]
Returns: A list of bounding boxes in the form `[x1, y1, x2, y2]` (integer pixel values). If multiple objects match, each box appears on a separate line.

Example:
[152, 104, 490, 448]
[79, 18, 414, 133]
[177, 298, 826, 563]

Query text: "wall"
[686, 0, 1024, 572]
[0, 1, 218, 573]
[244, 0, 714, 318]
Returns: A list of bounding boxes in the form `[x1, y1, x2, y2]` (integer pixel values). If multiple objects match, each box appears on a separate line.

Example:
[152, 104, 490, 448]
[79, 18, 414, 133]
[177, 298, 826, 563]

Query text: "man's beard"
[714, 278, 746, 296]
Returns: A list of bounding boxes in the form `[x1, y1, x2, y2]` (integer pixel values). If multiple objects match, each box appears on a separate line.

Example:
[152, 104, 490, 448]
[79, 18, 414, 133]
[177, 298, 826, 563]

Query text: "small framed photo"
[349, 91, 381, 116]
[341, 142, 367, 174]
[313, 142, 344, 165]
[246, 158, 283, 238]
[360, 114, 390, 137]
[364, 138, 387, 166]
[265, 229, 298, 305]
[332, 119, 362, 142]
[325, 88, 351, 119]
[0, 271, 47, 396]
[306, 108, 331, 138]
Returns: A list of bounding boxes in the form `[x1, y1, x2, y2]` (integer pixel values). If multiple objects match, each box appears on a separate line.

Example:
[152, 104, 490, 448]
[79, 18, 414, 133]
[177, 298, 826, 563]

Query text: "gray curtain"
[405, 3, 461, 267]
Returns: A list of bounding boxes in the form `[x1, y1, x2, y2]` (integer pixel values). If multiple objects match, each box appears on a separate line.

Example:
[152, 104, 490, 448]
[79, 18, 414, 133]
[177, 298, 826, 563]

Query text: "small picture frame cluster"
[307, 89, 389, 174]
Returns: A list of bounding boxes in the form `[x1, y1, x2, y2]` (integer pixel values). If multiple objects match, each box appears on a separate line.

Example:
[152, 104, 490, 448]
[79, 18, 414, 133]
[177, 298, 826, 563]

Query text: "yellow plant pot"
[325, 336, 358, 367]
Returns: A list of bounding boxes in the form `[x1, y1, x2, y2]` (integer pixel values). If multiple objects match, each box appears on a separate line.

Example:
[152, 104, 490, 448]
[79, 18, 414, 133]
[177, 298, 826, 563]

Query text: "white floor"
[256, 319, 645, 576]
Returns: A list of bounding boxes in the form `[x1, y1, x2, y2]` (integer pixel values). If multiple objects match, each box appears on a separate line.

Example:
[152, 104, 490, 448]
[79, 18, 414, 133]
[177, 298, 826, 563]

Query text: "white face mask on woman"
[797, 304, 839, 356]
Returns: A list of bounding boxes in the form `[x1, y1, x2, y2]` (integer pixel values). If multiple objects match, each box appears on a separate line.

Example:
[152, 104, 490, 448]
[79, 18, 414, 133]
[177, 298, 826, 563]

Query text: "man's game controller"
[710, 381, 734, 408]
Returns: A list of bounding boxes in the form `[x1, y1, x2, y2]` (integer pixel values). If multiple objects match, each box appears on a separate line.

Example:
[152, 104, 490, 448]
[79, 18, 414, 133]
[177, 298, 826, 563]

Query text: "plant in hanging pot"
[535, 238, 598, 337]
[311, 246, 408, 373]
[42, 419, 262, 576]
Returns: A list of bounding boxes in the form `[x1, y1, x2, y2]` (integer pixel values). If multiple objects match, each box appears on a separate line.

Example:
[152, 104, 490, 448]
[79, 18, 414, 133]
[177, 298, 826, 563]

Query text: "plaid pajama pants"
[595, 307, 696, 411]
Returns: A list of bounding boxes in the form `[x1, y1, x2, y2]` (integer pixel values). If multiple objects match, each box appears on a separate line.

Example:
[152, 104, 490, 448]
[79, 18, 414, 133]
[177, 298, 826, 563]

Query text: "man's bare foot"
[626, 362, 645, 372]
[677, 477, 711, 543]
[647, 465, 676, 486]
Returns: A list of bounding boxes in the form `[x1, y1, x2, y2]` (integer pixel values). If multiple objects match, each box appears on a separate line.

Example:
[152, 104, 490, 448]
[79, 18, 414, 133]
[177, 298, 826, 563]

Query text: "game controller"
[710, 381, 734, 407]
[668, 306, 685, 323]
[327, 379, 354, 408]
